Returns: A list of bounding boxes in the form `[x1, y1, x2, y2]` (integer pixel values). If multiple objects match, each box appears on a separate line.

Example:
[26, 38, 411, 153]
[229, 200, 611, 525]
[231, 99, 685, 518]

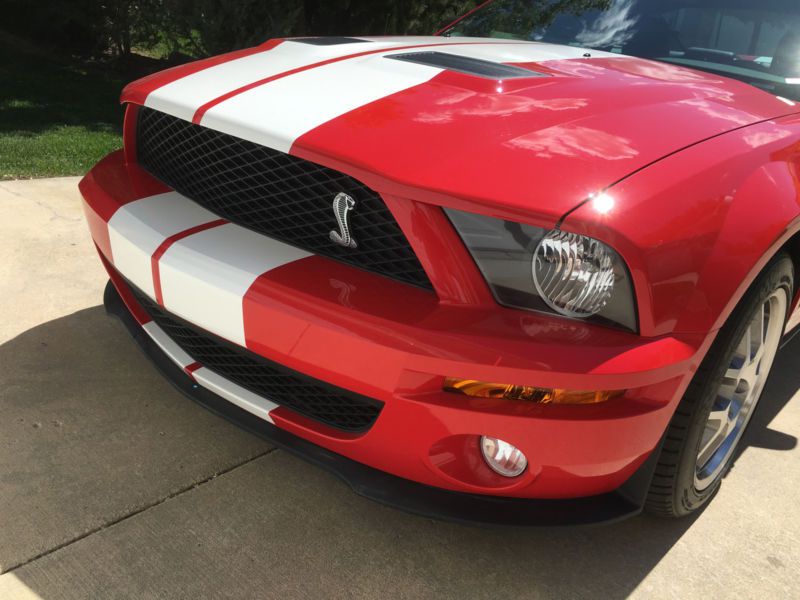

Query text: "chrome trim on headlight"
[533, 229, 616, 318]
[445, 208, 638, 332]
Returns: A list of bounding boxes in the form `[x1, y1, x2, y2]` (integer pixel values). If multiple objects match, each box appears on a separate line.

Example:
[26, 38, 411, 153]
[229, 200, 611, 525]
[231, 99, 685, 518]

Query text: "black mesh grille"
[131, 285, 383, 432]
[136, 107, 433, 290]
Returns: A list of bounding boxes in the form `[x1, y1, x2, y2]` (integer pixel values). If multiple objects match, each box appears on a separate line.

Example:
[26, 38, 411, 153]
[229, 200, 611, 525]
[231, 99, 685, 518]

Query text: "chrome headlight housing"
[446, 208, 637, 332]
[533, 229, 616, 318]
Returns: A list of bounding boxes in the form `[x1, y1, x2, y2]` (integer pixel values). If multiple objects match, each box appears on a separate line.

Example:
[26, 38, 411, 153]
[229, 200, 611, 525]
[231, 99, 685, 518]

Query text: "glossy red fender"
[563, 114, 800, 338]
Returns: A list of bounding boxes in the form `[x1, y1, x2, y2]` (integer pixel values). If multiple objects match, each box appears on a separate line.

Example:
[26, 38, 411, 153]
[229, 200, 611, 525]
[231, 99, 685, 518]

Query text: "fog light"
[480, 436, 527, 477]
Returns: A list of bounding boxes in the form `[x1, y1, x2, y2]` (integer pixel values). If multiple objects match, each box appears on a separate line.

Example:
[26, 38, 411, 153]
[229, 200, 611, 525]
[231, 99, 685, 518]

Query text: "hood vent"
[295, 37, 370, 46]
[386, 51, 544, 79]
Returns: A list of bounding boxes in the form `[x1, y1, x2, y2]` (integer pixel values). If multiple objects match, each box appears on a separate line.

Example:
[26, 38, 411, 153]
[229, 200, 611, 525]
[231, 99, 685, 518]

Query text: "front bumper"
[81, 150, 709, 523]
[105, 280, 662, 526]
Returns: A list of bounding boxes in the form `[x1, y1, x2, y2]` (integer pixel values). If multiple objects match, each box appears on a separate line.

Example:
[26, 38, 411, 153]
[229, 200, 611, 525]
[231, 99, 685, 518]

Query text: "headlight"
[533, 229, 615, 317]
[445, 208, 637, 332]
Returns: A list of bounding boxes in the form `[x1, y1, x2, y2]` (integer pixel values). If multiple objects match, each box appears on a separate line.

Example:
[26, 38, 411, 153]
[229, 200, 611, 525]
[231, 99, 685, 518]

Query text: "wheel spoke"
[742, 325, 753, 363]
[753, 346, 765, 370]
[694, 289, 788, 491]
[722, 366, 740, 389]
[697, 405, 730, 466]
[738, 356, 760, 391]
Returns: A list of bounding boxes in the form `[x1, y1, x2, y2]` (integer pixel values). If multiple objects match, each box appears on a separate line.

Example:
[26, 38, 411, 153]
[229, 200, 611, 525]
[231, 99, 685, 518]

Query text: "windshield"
[445, 0, 800, 101]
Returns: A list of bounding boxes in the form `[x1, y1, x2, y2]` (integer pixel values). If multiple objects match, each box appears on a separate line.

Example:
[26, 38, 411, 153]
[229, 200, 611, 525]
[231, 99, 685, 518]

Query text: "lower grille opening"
[129, 284, 383, 433]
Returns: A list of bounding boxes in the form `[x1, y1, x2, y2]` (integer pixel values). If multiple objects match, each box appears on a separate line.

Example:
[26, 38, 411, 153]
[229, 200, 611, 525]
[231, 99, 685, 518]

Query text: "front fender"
[561, 113, 800, 337]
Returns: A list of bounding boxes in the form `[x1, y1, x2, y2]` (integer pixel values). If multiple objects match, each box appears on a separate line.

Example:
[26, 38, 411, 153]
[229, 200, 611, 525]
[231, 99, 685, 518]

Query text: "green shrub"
[0, 0, 480, 59]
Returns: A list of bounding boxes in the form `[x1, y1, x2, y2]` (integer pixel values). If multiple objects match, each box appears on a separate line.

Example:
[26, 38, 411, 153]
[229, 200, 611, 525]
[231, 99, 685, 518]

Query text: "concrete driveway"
[1, 177, 799, 599]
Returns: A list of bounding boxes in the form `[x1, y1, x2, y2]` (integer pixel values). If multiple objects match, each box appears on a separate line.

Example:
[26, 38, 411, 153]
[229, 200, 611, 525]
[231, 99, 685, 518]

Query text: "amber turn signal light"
[443, 378, 624, 405]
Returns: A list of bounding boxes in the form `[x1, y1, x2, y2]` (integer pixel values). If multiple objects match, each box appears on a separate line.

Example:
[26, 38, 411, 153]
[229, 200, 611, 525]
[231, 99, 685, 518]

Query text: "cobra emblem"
[329, 192, 358, 249]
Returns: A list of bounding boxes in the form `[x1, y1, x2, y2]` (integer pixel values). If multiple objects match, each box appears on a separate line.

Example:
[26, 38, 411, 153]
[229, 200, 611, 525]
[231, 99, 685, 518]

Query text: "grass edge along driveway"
[0, 35, 126, 180]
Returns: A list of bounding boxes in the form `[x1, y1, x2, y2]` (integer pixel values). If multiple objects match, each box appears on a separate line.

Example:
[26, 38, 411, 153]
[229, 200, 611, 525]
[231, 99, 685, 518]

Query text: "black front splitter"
[104, 280, 658, 528]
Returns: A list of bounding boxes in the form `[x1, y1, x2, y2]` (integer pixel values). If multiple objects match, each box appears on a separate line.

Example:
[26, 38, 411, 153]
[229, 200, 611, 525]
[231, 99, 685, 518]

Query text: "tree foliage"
[101, 1, 166, 57]
[162, 0, 305, 57]
[301, 1, 476, 37]
[451, 0, 612, 37]
[1, 0, 479, 59]
[3, 0, 162, 57]
[3, 0, 104, 56]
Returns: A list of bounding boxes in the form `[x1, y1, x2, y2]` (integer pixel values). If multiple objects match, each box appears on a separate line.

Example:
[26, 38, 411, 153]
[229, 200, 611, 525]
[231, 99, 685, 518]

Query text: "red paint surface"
[78, 151, 169, 260]
[563, 114, 800, 336]
[123, 104, 139, 164]
[293, 56, 798, 224]
[184, 362, 202, 381]
[98, 249, 151, 325]
[382, 194, 496, 307]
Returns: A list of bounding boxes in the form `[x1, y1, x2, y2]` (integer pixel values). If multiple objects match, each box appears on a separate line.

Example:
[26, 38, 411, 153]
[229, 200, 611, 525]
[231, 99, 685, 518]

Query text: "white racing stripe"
[195, 39, 624, 154]
[142, 322, 196, 369]
[108, 190, 311, 349]
[108, 190, 311, 423]
[200, 52, 444, 153]
[139, 322, 278, 424]
[193, 368, 279, 423]
[107, 192, 220, 298]
[146, 40, 368, 122]
[157, 223, 311, 346]
[144, 35, 617, 152]
[145, 37, 484, 123]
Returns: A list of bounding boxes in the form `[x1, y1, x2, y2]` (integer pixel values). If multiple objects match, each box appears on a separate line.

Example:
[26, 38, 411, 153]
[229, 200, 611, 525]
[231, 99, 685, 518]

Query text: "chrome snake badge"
[329, 192, 358, 249]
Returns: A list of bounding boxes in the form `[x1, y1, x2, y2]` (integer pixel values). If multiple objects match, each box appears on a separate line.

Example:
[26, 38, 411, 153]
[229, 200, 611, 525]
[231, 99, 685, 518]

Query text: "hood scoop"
[386, 51, 545, 80]
[295, 37, 371, 46]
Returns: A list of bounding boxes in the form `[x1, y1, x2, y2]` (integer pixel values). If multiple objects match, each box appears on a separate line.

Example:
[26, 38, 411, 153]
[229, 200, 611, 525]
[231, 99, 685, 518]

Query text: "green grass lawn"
[0, 37, 127, 179]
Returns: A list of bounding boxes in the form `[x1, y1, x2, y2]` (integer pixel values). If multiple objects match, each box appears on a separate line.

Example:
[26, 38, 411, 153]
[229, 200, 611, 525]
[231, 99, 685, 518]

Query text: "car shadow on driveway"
[1, 307, 797, 599]
[0, 306, 271, 575]
[740, 331, 800, 454]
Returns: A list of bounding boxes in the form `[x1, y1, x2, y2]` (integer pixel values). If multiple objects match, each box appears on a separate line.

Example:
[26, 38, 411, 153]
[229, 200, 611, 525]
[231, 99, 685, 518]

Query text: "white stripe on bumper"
[107, 191, 311, 348]
[193, 367, 278, 423]
[157, 222, 311, 346]
[142, 321, 196, 369]
[139, 322, 278, 424]
[107, 192, 220, 298]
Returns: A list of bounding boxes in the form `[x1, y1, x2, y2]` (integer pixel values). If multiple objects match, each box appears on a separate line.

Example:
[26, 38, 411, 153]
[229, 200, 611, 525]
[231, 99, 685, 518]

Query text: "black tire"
[645, 253, 794, 518]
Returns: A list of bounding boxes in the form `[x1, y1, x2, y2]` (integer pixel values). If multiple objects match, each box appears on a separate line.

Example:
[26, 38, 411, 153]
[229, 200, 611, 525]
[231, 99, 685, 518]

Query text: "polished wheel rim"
[694, 288, 788, 491]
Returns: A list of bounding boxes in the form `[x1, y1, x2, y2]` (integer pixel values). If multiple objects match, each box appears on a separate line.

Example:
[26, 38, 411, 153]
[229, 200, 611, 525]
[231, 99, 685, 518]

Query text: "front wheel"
[646, 253, 793, 517]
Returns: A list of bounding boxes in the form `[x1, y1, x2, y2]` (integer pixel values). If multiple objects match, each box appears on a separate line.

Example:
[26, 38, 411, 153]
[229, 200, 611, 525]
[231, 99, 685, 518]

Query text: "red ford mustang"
[80, 0, 800, 525]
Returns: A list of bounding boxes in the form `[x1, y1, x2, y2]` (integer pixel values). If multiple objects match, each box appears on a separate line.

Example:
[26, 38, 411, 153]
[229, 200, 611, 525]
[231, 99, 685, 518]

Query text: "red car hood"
[124, 36, 798, 222]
